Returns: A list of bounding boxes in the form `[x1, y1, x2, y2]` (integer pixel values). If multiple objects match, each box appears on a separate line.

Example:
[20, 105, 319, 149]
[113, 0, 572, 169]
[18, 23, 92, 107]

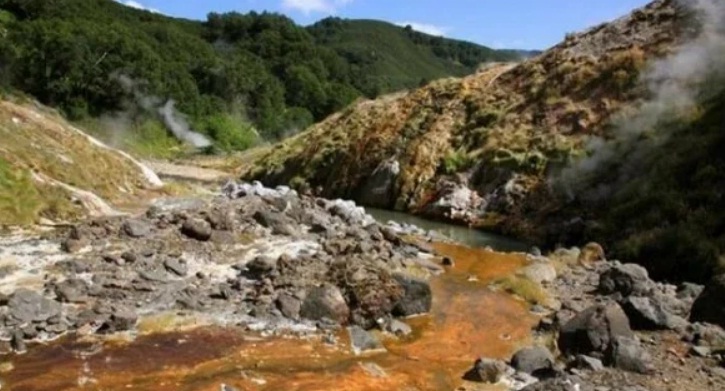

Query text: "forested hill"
[0, 0, 521, 144]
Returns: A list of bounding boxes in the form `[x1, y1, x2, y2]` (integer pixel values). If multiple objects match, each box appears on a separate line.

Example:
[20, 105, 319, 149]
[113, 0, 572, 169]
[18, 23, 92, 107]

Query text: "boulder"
[690, 274, 725, 328]
[245, 256, 278, 278]
[621, 295, 688, 330]
[520, 263, 557, 284]
[463, 358, 509, 383]
[180, 219, 213, 241]
[122, 219, 152, 238]
[253, 210, 298, 236]
[53, 279, 89, 304]
[598, 264, 652, 297]
[385, 319, 412, 337]
[558, 304, 633, 358]
[8, 289, 62, 323]
[276, 294, 301, 320]
[357, 159, 400, 209]
[98, 307, 137, 333]
[348, 325, 384, 355]
[392, 274, 432, 317]
[163, 258, 189, 277]
[510, 346, 555, 376]
[300, 285, 350, 324]
[572, 355, 604, 372]
[611, 336, 653, 374]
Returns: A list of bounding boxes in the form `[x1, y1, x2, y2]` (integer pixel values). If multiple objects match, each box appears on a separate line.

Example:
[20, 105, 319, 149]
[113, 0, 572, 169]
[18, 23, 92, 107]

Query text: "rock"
[621, 295, 688, 330]
[690, 274, 725, 328]
[530, 247, 542, 257]
[357, 159, 400, 209]
[122, 219, 152, 238]
[98, 307, 137, 333]
[578, 243, 605, 266]
[11, 329, 26, 353]
[181, 219, 213, 241]
[520, 263, 557, 284]
[677, 282, 704, 304]
[463, 358, 509, 383]
[598, 264, 652, 297]
[54, 279, 89, 304]
[392, 274, 432, 317]
[511, 346, 555, 376]
[139, 270, 168, 283]
[253, 210, 297, 236]
[163, 257, 188, 277]
[61, 237, 88, 253]
[276, 294, 301, 320]
[441, 257, 455, 267]
[573, 355, 605, 371]
[386, 319, 412, 337]
[690, 345, 711, 357]
[246, 256, 278, 278]
[8, 289, 63, 323]
[300, 285, 350, 324]
[120, 251, 137, 263]
[558, 304, 634, 358]
[708, 366, 725, 380]
[348, 325, 384, 355]
[611, 336, 653, 374]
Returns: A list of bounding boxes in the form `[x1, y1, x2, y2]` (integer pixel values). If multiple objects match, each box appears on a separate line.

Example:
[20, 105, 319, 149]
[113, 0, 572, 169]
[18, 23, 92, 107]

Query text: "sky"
[116, 0, 652, 50]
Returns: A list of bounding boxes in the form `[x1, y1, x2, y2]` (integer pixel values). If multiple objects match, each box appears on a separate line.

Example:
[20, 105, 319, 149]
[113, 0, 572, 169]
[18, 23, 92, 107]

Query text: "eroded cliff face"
[243, 0, 682, 233]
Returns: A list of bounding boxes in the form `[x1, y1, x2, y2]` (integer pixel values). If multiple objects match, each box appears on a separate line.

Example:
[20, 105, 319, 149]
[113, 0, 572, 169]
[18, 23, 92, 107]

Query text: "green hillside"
[308, 18, 521, 96]
[0, 0, 520, 147]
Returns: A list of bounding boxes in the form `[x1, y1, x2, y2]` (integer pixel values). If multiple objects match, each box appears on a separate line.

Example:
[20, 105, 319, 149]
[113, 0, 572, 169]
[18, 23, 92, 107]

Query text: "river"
[366, 208, 529, 252]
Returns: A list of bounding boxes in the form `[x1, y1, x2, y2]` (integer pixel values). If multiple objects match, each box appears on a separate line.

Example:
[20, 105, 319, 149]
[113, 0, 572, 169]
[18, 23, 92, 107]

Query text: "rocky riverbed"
[460, 245, 725, 391]
[0, 182, 440, 357]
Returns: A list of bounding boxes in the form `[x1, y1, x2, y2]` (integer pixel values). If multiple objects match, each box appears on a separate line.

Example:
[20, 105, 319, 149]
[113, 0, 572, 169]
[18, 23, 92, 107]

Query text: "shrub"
[196, 113, 258, 152]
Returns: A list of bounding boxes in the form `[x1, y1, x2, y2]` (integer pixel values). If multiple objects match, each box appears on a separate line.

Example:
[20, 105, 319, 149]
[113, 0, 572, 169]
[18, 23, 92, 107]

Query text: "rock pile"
[0, 182, 435, 354]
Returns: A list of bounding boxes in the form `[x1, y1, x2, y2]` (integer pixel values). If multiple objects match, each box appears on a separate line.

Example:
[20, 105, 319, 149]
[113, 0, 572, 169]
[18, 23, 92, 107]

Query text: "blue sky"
[116, 0, 651, 50]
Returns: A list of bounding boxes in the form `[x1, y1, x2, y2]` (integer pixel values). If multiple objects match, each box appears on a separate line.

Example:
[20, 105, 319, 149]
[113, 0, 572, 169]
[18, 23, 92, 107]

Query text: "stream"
[2, 209, 536, 391]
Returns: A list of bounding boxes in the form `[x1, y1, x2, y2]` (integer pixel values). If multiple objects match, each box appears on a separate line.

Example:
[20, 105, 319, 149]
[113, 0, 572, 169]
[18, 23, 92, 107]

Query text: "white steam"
[558, 0, 725, 199]
[115, 74, 212, 148]
[158, 100, 212, 148]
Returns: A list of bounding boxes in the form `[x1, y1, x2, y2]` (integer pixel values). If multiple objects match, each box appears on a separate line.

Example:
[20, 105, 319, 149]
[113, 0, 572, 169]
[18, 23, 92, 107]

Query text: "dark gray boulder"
[8, 289, 62, 323]
[621, 295, 688, 330]
[510, 346, 555, 376]
[181, 219, 213, 241]
[98, 307, 137, 333]
[611, 336, 653, 374]
[348, 325, 383, 354]
[558, 304, 634, 358]
[300, 284, 350, 324]
[276, 294, 302, 320]
[690, 274, 725, 328]
[122, 219, 152, 238]
[599, 263, 653, 297]
[356, 159, 400, 209]
[392, 274, 432, 317]
[253, 210, 298, 236]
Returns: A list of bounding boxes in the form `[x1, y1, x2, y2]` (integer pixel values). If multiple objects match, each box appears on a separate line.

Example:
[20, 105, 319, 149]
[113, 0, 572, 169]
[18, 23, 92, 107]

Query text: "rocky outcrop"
[356, 159, 400, 209]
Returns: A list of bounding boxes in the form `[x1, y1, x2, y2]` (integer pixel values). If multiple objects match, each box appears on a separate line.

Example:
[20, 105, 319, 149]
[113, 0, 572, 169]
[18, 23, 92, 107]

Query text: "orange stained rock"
[5, 242, 536, 391]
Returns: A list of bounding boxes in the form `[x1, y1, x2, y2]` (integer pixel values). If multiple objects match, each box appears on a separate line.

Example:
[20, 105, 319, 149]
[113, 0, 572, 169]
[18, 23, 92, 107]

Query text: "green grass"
[0, 158, 43, 225]
[493, 275, 550, 305]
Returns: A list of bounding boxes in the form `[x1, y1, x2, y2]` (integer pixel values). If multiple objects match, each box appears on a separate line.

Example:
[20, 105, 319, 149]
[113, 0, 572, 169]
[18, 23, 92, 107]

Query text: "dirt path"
[145, 160, 233, 184]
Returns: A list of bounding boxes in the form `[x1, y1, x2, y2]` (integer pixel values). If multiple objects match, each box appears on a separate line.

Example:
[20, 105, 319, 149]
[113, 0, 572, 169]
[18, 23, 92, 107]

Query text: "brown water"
[3, 243, 535, 391]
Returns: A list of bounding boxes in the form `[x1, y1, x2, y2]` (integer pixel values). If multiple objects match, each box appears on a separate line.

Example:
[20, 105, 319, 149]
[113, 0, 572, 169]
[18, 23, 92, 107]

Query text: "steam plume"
[557, 0, 725, 200]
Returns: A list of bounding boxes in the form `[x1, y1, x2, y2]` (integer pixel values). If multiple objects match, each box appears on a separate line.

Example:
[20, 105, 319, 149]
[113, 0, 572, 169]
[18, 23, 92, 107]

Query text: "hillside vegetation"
[0, 0, 518, 145]
[245, 0, 725, 282]
[0, 95, 162, 225]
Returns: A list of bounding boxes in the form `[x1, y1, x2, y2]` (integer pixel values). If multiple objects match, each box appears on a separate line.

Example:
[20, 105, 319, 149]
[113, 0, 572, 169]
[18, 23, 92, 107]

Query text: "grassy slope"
[0, 96, 158, 224]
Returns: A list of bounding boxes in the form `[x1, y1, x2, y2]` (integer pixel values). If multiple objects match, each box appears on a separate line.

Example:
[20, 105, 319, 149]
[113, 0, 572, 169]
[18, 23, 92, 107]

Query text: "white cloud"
[281, 0, 352, 15]
[116, 0, 160, 13]
[396, 21, 448, 37]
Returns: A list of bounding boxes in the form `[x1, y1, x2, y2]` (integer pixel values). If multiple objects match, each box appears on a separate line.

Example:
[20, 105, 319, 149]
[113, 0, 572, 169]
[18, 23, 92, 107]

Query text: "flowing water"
[2, 212, 536, 391]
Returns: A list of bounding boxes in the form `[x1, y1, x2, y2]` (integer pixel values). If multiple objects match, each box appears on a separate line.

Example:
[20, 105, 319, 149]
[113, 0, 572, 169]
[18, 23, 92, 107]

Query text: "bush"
[196, 113, 258, 152]
[441, 150, 474, 174]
